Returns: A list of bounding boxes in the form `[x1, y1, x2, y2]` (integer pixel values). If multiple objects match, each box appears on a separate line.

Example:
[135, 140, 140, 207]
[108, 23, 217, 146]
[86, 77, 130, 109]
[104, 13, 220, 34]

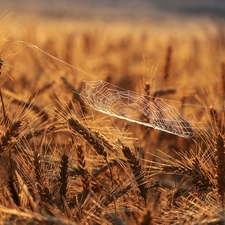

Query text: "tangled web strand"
[79, 80, 196, 139]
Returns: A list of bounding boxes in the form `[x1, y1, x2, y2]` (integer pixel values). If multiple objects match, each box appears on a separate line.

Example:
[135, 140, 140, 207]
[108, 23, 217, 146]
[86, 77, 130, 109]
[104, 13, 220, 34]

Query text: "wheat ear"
[140, 210, 154, 225]
[215, 133, 225, 208]
[121, 144, 148, 202]
[163, 45, 172, 80]
[0, 120, 21, 155]
[59, 153, 69, 198]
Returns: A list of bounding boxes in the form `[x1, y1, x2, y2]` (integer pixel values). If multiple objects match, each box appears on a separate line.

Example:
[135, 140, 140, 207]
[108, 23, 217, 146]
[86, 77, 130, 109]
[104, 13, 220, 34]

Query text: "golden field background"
[0, 8, 225, 224]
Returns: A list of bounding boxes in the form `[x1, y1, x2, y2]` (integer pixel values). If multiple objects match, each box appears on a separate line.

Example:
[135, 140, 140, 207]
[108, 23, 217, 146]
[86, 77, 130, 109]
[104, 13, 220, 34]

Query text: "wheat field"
[0, 11, 225, 224]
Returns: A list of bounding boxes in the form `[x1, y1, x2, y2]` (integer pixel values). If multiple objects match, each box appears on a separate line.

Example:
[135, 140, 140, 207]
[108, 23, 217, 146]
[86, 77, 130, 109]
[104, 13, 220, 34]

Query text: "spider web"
[79, 80, 198, 139]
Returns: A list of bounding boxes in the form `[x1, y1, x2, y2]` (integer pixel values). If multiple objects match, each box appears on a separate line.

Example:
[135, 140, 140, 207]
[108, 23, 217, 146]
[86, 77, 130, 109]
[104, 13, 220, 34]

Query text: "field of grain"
[0, 11, 225, 224]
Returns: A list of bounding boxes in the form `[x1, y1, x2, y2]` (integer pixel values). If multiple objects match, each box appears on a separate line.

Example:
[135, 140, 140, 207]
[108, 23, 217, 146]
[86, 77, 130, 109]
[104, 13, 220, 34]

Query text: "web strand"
[6, 38, 210, 138]
[11, 39, 223, 110]
[79, 80, 198, 139]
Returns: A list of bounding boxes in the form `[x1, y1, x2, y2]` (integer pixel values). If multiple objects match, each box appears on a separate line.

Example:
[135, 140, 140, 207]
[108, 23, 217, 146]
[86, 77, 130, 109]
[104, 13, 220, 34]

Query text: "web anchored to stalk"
[79, 80, 197, 139]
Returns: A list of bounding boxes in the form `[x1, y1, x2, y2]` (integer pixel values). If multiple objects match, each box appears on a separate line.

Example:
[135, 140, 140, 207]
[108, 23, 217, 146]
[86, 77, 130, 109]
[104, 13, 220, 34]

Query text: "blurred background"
[0, 0, 225, 23]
